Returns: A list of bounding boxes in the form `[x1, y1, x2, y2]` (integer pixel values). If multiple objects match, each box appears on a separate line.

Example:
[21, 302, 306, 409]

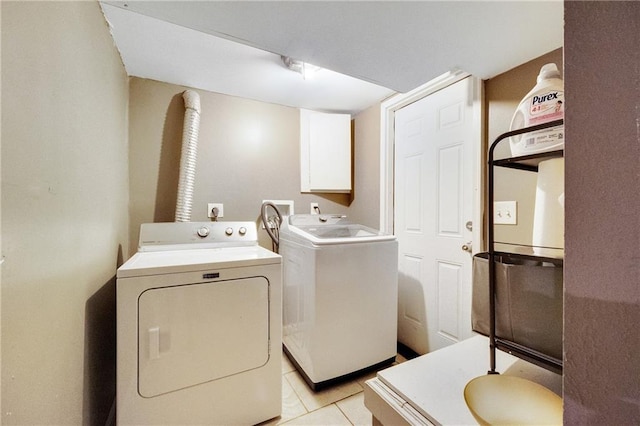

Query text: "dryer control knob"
[239, 227, 247, 235]
[197, 227, 210, 238]
[225, 227, 234, 236]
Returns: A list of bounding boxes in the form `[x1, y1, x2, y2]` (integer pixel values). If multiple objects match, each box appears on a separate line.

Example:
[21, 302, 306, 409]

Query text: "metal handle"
[462, 241, 472, 253]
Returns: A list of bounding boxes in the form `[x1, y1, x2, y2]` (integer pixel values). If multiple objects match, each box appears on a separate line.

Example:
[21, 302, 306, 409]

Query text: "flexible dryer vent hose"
[175, 90, 201, 222]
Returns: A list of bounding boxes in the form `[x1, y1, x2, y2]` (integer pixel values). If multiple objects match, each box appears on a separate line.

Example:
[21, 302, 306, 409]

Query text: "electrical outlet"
[207, 203, 224, 218]
[494, 201, 517, 225]
[310, 202, 320, 214]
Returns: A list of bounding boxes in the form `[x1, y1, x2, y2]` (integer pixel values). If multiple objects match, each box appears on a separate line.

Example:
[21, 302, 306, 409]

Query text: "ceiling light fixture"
[281, 55, 321, 80]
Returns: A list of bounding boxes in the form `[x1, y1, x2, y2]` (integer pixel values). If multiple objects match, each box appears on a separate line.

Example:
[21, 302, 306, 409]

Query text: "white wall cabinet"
[300, 109, 351, 193]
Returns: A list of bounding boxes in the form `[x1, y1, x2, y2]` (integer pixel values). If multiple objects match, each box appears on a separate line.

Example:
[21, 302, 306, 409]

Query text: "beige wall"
[564, 2, 639, 423]
[128, 77, 382, 255]
[349, 102, 382, 229]
[485, 49, 563, 247]
[1, 2, 129, 424]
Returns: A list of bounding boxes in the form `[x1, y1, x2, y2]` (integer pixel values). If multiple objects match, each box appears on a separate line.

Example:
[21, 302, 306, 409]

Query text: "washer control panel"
[138, 221, 258, 251]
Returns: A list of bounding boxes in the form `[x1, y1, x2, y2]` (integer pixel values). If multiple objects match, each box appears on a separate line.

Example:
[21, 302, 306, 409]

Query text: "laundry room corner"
[127, 77, 383, 254]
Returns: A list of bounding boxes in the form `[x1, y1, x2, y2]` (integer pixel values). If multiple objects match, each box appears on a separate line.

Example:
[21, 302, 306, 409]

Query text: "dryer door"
[138, 277, 270, 398]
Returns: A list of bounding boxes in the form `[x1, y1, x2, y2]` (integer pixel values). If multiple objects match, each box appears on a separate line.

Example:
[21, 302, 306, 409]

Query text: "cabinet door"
[300, 109, 351, 193]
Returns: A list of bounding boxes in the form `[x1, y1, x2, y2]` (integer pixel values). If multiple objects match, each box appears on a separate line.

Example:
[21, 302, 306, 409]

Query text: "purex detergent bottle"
[509, 63, 564, 156]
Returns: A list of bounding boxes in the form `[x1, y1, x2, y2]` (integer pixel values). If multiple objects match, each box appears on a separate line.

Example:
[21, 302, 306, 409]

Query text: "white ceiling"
[100, 1, 563, 115]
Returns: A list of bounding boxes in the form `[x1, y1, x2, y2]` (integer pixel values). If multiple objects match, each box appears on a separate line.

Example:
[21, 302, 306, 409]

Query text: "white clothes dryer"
[116, 221, 281, 425]
[279, 214, 398, 390]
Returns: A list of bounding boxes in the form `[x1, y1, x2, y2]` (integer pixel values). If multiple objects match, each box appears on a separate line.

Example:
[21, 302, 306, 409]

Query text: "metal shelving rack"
[487, 119, 564, 375]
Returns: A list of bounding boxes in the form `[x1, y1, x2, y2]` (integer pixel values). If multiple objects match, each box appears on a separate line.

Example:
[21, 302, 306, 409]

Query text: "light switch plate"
[494, 201, 517, 225]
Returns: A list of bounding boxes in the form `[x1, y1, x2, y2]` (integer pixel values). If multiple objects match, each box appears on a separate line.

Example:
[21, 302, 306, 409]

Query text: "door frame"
[379, 70, 484, 253]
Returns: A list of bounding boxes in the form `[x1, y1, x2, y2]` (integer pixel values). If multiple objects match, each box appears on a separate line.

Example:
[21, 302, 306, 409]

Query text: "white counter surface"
[365, 335, 561, 425]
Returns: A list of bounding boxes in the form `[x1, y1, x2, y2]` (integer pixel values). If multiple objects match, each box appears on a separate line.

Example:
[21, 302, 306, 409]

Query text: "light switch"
[494, 201, 517, 225]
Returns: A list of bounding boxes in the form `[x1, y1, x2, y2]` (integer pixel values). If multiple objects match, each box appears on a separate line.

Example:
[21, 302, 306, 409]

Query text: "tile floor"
[260, 351, 408, 426]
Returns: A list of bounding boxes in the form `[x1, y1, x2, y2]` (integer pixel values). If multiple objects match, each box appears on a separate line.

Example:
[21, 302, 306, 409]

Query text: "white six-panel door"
[395, 77, 476, 354]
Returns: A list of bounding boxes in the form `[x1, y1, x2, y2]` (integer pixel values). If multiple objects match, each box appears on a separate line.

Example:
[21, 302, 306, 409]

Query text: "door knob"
[462, 241, 472, 253]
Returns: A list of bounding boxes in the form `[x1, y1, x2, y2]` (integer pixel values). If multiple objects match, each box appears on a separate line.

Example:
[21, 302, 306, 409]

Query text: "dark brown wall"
[564, 2, 640, 423]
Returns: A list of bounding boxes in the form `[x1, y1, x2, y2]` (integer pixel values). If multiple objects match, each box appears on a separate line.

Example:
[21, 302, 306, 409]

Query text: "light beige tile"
[355, 370, 379, 389]
[257, 377, 308, 426]
[279, 374, 308, 424]
[336, 393, 373, 426]
[282, 352, 296, 374]
[285, 371, 363, 412]
[353, 359, 400, 388]
[280, 404, 352, 426]
[395, 353, 408, 364]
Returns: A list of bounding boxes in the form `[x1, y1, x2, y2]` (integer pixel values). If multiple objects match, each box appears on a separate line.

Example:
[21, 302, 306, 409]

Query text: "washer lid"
[117, 245, 281, 278]
[282, 214, 395, 245]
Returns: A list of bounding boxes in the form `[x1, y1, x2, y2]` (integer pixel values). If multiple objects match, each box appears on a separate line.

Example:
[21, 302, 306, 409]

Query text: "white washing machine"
[279, 214, 398, 390]
[116, 221, 281, 425]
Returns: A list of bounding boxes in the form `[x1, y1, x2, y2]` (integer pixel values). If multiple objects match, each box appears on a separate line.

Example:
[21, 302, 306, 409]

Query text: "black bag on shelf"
[472, 252, 563, 361]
